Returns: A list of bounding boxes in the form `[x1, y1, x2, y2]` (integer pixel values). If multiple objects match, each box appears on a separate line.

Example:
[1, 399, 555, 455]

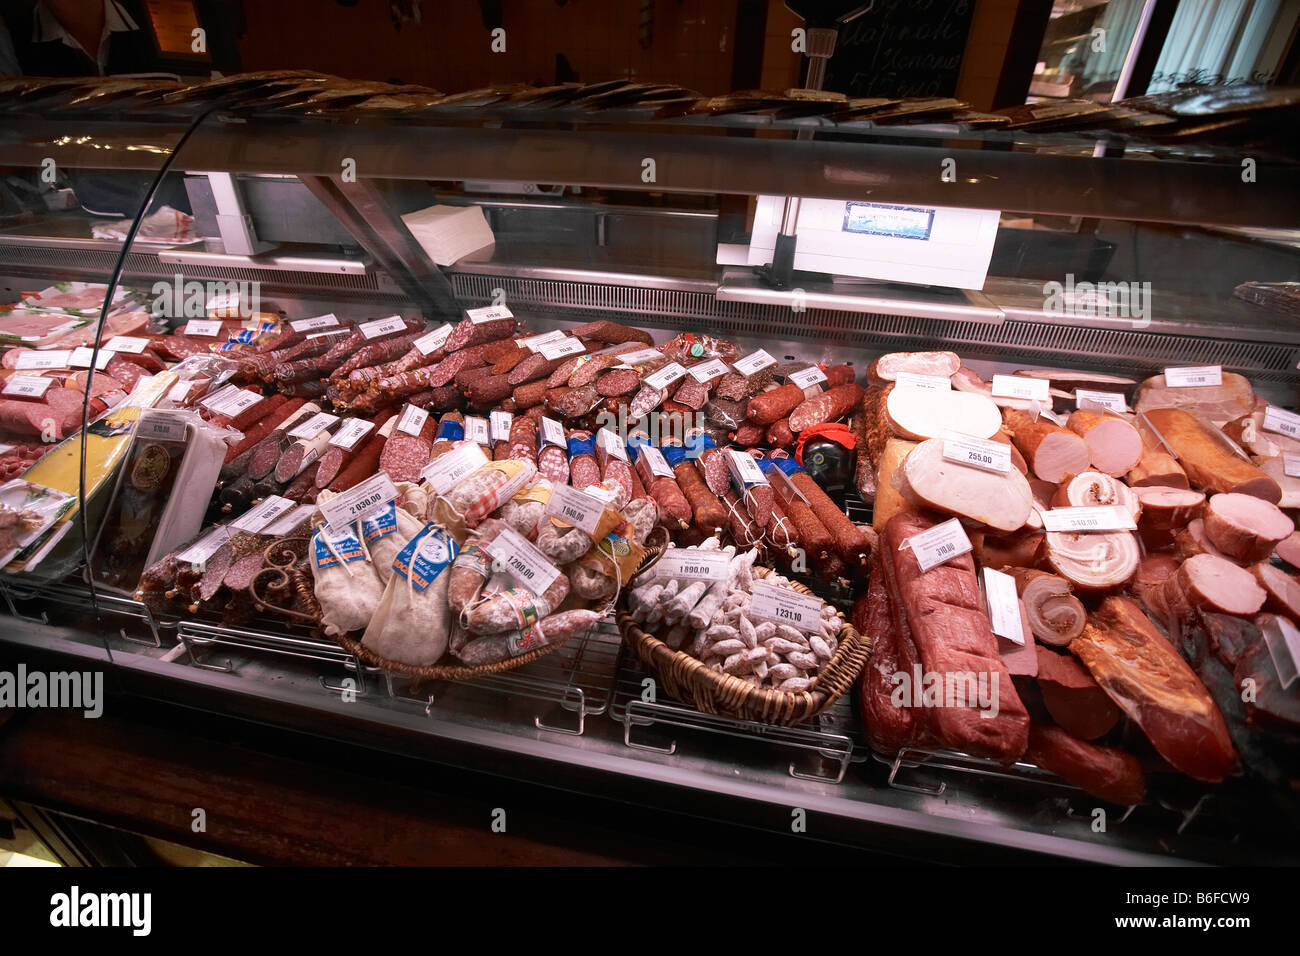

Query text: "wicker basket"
[616, 566, 871, 725]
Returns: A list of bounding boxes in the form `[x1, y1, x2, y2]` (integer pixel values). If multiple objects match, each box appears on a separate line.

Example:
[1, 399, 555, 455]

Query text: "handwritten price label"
[942, 434, 1011, 474]
[749, 580, 824, 633]
[902, 517, 973, 573]
[1041, 506, 1136, 532]
[320, 472, 398, 533]
[1164, 365, 1222, 388]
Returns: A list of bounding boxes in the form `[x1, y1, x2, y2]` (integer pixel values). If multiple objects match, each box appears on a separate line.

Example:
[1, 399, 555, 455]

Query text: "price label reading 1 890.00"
[546, 484, 607, 537]
[360, 316, 406, 339]
[2, 376, 52, 399]
[328, 418, 374, 451]
[903, 517, 973, 573]
[484, 526, 560, 596]
[421, 442, 488, 494]
[1262, 405, 1300, 440]
[733, 349, 776, 377]
[991, 374, 1050, 402]
[1041, 505, 1136, 533]
[749, 580, 824, 634]
[1164, 365, 1222, 388]
[658, 547, 729, 583]
[942, 434, 1011, 474]
[467, 305, 513, 324]
[320, 472, 398, 533]
[1075, 389, 1129, 414]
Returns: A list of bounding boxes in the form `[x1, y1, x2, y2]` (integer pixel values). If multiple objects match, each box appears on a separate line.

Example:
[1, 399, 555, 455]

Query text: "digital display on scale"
[841, 202, 935, 241]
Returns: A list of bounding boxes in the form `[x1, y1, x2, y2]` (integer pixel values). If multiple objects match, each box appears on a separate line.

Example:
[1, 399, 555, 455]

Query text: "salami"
[595, 367, 640, 397]
[329, 418, 395, 492]
[538, 442, 570, 485]
[380, 406, 437, 481]
[548, 385, 600, 419]
[746, 384, 804, 424]
[444, 315, 517, 352]
[566, 431, 601, 490]
[788, 383, 864, 433]
[427, 345, 488, 387]
[766, 418, 795, 449]
[664, 442, 727, 534]
[568, 320, 653, 345]
[464, 373, 512, 406]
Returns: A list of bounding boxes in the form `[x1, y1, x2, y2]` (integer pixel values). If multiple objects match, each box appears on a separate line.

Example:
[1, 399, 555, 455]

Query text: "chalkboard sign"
[824, 0, 976, 99]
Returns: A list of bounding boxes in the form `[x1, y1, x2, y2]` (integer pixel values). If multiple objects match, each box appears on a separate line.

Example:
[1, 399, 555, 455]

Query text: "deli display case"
[1, 74, 1298, 866]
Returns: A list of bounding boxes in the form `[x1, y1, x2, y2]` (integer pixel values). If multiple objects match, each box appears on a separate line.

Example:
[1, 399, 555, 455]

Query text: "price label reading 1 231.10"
[749, 580, 824, 634]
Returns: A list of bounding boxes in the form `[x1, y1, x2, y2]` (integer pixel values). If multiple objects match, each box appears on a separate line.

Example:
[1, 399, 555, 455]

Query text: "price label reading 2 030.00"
[320, 472, 398, 533]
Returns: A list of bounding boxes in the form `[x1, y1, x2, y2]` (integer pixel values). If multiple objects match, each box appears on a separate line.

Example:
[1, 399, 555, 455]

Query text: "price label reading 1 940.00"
[360, 316, 406, 339]
[291, 313, 339, 333]
[1164, 365, 1223, 388]
[903, 517, 973, 573]
[942, 434, 1011, 474]
[484, 526, 560, 596]
[546, 484, 607, 537]
[1041, 505, 1136, 533]
[749, 580, 824, 634]
[1075, 389, 1129, 414]
[991, 374, 1050, 402]
[421, 442, 488, 494]
[1262, 405, 1300, 440]
[733, 349, 776, 376]
[320, 472, 398, 533]
[658, 547, 729, 583]
[467, 305, 513, 324]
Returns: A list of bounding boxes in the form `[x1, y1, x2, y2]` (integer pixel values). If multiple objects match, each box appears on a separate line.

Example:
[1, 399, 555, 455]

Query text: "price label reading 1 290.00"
[483, 526, 560, 596]
[320, 472, 398, 533]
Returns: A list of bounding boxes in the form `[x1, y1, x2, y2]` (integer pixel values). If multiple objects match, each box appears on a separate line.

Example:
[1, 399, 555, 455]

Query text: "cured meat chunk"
[1010, 569, 1085, 647]
[1249, 563, 1300, 622]
[1024, 724, 1146, 805]
[1071, 596, 1236, 782]
[867, 350, 959, 384]
[1134, 371, 1254, 421]
[1050, 471, 1141, 521]
[886, 388, 1001, 441]
[1044, 531, 1140, 592]
[1141, 407, 1280, 502]
[899, 437, 1033, 533]
[1202, 492, 1294, 562]
[1277, 530, 1300, 570]
[1003, 408, 1090, 483]
[788, 383, 864, 433]
[855, 571, 930, 755]
[1066, 409, 1141, 476]
[1034, 646, 1120, 739]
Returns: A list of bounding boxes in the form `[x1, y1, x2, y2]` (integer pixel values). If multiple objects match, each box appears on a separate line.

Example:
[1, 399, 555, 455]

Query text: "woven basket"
[617, 566, 871, 725]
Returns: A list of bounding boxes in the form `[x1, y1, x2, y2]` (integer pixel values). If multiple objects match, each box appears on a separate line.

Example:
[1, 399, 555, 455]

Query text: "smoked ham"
[1153, 553, 1267, 617]
[1035, 647, 1120, 740]
[1071, 596, 1236, 782]
[1002, 408, 1090, 483]
[976, 530, 1045, 570]
[867, 350, 960, 384]
[1140, 407, 1280, 503]
[1249, 563, 1300, 622]
[885, 387, 1001, 442]
[1277, 531, 1300, 570]
[872, 437, 917, 533]
[1024, 724, 1145, 804]
[898, 437, 1033, 532]
[1134, 371, 1254, 422]
[1011, 569, 1085, 647]
[1066, 409, 1141, 476]
[1202, 492, 1294, 562]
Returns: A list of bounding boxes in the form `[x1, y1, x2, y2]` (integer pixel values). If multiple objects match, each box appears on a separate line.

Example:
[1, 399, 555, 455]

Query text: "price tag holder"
[942, 434, 1011, 474]
[895, 371, 950, 390]
[788, 366, 827, 390]
[103, 336, 149, 354]
[983, 567, 1024, 644]
[464, 415, 490, 446]
[328, 418, 375, 451]
[395, 404, 428, 436]
[657, 547, 729, 583]
[136, 409, 189, 443]
[2, 376, 52, 399]
[726, 448, 769, 488]
[320, 472, 398, 533]
[767, 462, 807, 505]
[421, 442, 488, 494]
[1041, 506, 1136, 532]
[991, 374, 1050, 402]
[636, 445, 675, 482]
[1262, 405, 1300, 440]
[360, 316, 405, 339]
[291, 313, 339, 333]
[539, 336, 585, 360]
[616, 347, 663, 365]
[413, 323, 453, 356]
[489, 411, 513, 444]
[231, 495, 295, 534]
[597, 427, 627, 463]
[522, 329, 566, 352]
[264, 502, 316, 537]
[750, 580, 824, 633]
[540, 416, 566, 449]
[1164, 365, 1222, 388]
[546, 484, 607, 537]
[14, 350, 71, 371]
[467, 305, 513, 324]
[178, 526, 235, 566]
[645, 362, 687, 390]
[289, 412, 339, 440]
[1285, 454, 1300, 479]
[197, 384, 238, 410]
[1075, 389, 1128, 414]
[68, 347, 114, 370]
[688, 358, 730, 382]
[184, 319, 222, 337]
[733, 349, 775, 376]
[208, 389, 261, 418]
[483, 526, 560, 595]
[901, 517, 973, 573]
[1261, 616, 1300, 690]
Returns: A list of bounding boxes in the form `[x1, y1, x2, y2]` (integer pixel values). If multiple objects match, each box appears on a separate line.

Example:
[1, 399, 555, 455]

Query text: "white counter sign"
[1164, 365, 1222, 388]
[749, 580, 824, 633]
[903, 517, 973, 573]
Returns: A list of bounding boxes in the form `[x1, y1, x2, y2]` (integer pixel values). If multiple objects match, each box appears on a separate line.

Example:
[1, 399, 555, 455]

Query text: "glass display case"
[1, 75, 1298, 865]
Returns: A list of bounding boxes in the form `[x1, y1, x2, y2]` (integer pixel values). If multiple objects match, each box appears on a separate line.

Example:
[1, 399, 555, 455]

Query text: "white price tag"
[1041, 506, 1136, 532]
[539, 337, 585, 360]
[902, 517, 973, 573]
[288, 412, 339, 440]
[467, 305, 513, 324]
[942, 434, 1011, 474]
[184, 319, 222, 337]
[726, 448, 768, 487]
[733, 349, 776, 376]
[637, 444, 675, 479]
[177, 526, 234, 566]
[688, 359, 730, 382]
[992, 374, 1050, 402]
[14, 350, 70, 370]
[103, 336, 148, 354]
[68, 347, 113, 370]
[1262, 405, 1300, 440]
[895, 371, 950, 390]
[197, 384, 238, 409]
[616, 347, 663, 365]
[1262, 616, 1300, 690]
[522, 329, 566, 352]
[1075, 389, 1128, 414]
[546, 484, 607, 536]
[983, 567, 1024, 645]
[421, 442, 489, 494]
[328, 418, 375, 450]
[1164, 365, 1222, 388]
[489, 411, 513, 443]
[136, 410, 189, 443]
[231, 495, 295, 533]
[658, 547, 729, 583]
[645, 362, 687, 390]
[307, 330, 346, 339]
[395, 404, 428, 436]
[484, 526, 560, 595]
[320, 472, 398, 533]
[2, 375, 52, 398]
[464, 415, 490, 446]
[208, 389, 261, 418]
[749, 580, 824, 633]
[596, 428, 627, 462]
[1284, 454, 1300, 478]
[788, 366, 827, 390]
[263, 502, 316, 537]
[360, 315, 406, 339]
[291, 313, 339, 333]
[412, 323, 453, 355]
[540, 416, 565, 448]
